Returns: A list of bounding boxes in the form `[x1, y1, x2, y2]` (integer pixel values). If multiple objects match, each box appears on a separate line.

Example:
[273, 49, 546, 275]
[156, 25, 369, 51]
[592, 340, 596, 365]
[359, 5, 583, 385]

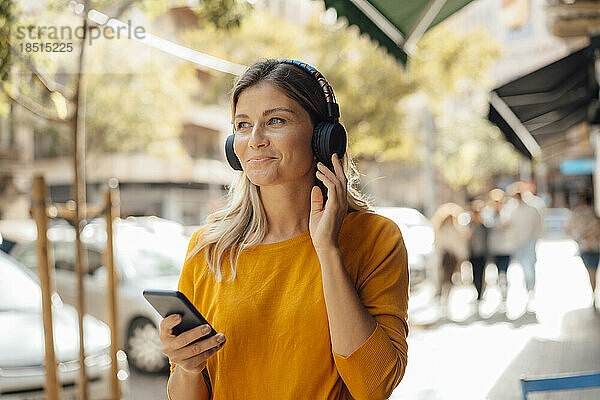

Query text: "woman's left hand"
[310, 153, 348, 254]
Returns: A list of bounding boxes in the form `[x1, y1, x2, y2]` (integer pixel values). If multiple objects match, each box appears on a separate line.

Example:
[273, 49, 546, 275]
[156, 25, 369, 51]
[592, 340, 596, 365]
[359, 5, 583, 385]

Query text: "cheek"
[286, 134, 315, 168]
[232, 136, 247, 156]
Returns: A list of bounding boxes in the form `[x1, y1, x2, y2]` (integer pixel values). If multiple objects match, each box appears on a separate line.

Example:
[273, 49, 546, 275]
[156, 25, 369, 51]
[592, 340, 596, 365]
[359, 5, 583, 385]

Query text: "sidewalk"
[392, 239, 600, 400]
[488, 307, 600, 399]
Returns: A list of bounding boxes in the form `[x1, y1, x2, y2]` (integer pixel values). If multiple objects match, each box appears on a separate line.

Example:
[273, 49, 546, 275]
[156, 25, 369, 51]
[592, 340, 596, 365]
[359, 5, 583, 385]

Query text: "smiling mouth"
[248, 158, 275, 163]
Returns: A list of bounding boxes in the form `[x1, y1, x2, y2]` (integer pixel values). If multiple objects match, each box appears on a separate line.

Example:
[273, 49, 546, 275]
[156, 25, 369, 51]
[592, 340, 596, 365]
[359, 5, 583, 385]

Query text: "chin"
[245, 171, 276, 186]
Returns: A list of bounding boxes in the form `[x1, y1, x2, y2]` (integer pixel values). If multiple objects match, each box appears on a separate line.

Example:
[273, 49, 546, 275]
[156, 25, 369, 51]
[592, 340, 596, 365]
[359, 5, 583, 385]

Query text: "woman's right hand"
[159, 314, 226, 374]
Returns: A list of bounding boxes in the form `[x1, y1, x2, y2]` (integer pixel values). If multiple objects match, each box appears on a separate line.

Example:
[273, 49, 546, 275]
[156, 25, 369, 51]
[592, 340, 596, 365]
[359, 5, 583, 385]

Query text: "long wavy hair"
[186, 59, 374, 282]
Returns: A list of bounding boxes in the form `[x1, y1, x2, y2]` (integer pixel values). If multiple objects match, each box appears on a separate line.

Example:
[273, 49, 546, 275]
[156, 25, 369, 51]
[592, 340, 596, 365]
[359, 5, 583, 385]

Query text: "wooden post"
[104, 179, 121, 400]
[72, 6, 90, 399]
[32, 175, 60, 400]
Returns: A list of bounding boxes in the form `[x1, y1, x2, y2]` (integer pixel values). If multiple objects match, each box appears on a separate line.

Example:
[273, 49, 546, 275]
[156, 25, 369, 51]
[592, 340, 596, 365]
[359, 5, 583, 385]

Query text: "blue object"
[559, 158, 595, 176]
[520, 371, 600, 399]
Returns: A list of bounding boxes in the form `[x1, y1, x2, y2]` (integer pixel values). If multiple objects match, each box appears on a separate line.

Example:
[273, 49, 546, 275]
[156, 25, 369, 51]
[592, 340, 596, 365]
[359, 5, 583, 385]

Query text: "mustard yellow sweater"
[169, 210, 409, 399]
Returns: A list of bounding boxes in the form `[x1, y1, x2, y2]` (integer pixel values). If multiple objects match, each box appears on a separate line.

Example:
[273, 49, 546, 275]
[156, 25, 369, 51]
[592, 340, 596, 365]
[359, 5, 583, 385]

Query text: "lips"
[247, 156, 276, 162]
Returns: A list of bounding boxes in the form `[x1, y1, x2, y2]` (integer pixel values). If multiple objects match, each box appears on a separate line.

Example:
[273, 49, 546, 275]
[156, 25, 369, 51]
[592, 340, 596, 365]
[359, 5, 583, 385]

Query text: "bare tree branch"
[9, 43, 74, 99]
[1, 81, 73, 123]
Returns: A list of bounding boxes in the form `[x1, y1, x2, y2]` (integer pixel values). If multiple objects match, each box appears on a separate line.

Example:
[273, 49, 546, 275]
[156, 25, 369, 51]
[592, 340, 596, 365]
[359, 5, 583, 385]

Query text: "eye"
[236, 121, 250, 131]
[268, 117, 285, 125]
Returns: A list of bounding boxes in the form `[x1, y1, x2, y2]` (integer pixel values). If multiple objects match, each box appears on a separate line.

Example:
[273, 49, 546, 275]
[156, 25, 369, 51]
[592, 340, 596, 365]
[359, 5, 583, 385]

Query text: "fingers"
[177, 343, 225, 372]
[172, 324, 215, 350]
[316, 161, 336, 183]
[331, 153, 347, 188]
[160, 320, 213, 357]
[158, 315, 227, 375]
[316, 155, 348, 206]
[316, 155, 347, 195]
[316, 163, 338, 197]
[159, 314, 181, 339]
[169, 333, 226, 364]
[330, 154, 347, 206]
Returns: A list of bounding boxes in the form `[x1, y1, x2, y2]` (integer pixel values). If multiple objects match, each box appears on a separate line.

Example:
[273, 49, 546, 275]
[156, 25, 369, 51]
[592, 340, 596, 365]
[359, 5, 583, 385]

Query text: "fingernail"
[216, 333, 226, 343]
[202, 325, 211, 334]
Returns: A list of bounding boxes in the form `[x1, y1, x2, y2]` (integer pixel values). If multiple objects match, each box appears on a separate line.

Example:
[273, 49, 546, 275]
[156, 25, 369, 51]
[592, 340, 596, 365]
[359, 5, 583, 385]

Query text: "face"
[514, 193, 522, 202]
[233, 82, 316, 187]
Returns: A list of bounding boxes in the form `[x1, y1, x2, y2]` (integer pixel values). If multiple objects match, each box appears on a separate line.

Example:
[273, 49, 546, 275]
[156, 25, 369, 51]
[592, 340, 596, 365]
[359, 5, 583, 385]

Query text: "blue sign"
[559, 158, 595, 176]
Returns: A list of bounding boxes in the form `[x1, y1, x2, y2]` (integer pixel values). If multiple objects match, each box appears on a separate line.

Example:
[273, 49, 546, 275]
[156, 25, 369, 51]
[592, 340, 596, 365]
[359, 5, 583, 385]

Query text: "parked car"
[374, 207, 438, 287]
[10, 216, 190, 374]
[0, 251, 130, 399]
[0, 219, 41, 254]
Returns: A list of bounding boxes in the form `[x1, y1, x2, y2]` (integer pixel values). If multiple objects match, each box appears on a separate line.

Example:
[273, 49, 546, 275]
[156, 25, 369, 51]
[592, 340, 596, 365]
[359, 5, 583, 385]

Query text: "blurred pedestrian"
[433, 203, 468, 307]
[466, 199, 489, 302]
[485, 189, 513, 301]
[508, 188, 543, 305]
[566, 193, 599, 309]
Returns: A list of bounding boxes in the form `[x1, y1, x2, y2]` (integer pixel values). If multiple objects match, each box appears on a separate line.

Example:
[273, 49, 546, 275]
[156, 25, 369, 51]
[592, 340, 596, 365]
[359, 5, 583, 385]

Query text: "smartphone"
[143, 289, 217, 339]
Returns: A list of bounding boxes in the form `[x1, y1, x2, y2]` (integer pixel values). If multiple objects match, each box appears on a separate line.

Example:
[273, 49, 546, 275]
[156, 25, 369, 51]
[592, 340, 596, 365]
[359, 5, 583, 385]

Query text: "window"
[14, 245, 38, 269]
[86, 248, 104, 275]
[53, 242, 75, 272]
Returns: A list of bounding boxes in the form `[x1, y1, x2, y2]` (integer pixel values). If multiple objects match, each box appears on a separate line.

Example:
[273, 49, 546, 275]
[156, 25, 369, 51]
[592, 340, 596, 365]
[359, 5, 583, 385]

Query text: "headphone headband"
[276, 59, 340, 121]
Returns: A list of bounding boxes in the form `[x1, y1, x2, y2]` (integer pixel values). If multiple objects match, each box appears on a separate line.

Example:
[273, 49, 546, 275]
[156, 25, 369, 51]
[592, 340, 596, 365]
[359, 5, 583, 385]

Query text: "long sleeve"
[332, 219, 409, 400]
[168, 230, 203, 377]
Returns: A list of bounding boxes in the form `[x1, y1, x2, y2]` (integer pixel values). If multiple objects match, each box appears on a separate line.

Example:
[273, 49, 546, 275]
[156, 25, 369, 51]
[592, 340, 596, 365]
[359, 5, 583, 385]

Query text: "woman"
[466, 199, 489, 303]
[159, 59, 409, 399]
[433, 203, 468, 307]
[486, 189, 513, 302]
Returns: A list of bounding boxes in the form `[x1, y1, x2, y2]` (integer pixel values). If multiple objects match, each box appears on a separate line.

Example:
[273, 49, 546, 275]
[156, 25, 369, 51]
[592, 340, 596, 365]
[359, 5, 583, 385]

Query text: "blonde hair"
[185, 59, 373, 282]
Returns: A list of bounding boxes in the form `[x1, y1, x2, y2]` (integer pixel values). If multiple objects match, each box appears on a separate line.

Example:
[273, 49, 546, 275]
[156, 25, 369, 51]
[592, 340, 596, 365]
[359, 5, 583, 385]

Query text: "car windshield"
[375, 208, 431, 228]
[11, 222, 190, 279]
[0, 253, 41, 312]
[116, 230, 188, 278]
[375, 208, 435, 255]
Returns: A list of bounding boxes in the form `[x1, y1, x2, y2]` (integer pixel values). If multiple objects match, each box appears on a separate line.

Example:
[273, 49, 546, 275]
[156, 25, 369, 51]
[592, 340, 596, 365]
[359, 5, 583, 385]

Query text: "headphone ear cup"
[225, 134, 243, 171]
[312, 122, 347, 168]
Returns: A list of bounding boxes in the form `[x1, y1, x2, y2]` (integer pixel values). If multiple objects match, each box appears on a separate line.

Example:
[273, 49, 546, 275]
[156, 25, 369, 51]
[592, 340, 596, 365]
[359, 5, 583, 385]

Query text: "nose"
[248, 124, 269, 149]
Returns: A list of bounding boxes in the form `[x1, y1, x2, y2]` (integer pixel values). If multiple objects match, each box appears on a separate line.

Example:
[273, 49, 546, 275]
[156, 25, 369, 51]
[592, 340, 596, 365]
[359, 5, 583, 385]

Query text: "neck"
[257, 178, 315, 237]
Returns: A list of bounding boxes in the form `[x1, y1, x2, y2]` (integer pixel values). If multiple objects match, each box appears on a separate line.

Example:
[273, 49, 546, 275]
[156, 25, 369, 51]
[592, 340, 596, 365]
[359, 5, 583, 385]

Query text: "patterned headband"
[276, 59, 338, 106]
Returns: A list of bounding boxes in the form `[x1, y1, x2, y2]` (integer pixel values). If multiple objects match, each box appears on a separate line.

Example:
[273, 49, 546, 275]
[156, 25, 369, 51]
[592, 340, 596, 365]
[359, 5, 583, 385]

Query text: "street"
[391, 239, 600, 399]
[130, 369, 168, 400]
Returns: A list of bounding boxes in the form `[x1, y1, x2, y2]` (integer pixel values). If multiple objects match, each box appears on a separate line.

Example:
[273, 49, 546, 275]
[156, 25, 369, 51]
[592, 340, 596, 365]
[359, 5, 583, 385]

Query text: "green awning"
[323, 0, 474, 63]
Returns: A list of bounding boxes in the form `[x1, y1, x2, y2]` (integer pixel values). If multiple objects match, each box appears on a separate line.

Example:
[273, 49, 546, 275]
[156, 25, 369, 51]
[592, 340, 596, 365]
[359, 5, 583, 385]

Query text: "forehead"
[236, 82, 301, 113]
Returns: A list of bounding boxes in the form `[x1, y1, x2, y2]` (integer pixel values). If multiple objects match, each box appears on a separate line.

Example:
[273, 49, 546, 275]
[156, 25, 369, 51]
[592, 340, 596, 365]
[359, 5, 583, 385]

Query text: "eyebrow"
[234, 107, 297, 120]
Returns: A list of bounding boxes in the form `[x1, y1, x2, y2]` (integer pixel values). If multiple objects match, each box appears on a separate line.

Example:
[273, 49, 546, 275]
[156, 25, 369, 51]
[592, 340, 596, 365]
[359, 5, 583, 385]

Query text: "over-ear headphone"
[224, 59, 347, 172]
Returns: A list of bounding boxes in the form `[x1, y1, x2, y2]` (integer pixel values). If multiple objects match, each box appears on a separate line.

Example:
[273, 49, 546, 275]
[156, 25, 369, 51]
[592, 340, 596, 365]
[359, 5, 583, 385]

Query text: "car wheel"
[126, 317, 168, 373]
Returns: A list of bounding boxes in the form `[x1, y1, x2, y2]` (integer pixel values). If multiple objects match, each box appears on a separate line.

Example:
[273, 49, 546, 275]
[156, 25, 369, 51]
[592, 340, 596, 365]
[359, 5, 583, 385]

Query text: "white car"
[10, 217, 190, 374]
[0, 251, 130, 399]
[374, 207, 438, 287]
